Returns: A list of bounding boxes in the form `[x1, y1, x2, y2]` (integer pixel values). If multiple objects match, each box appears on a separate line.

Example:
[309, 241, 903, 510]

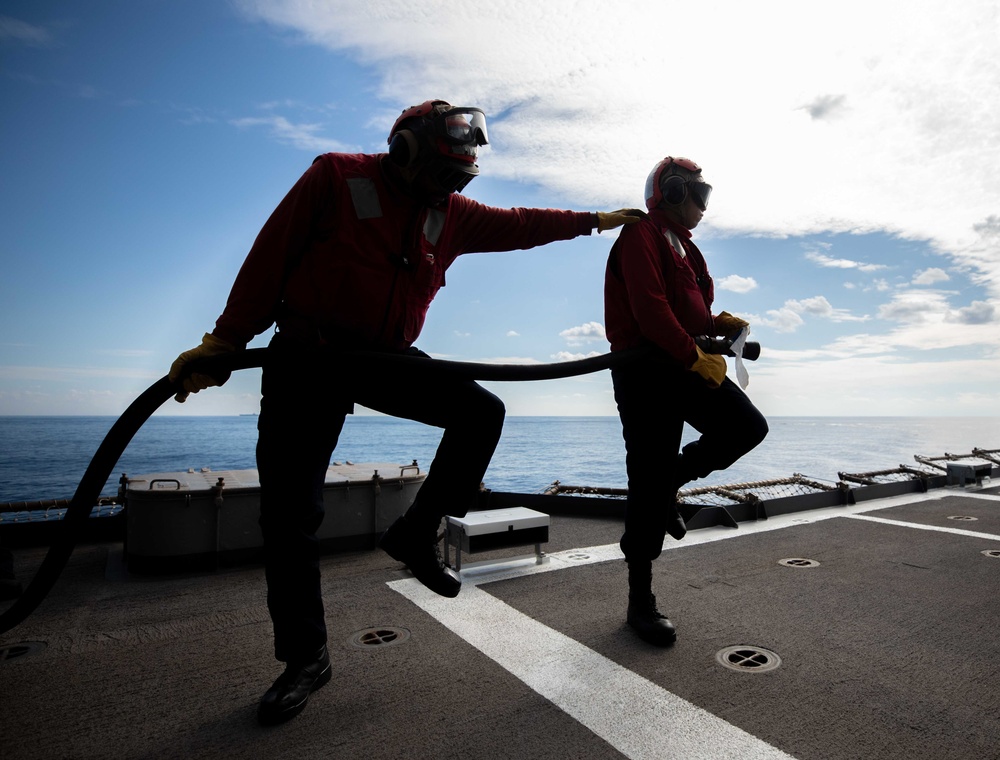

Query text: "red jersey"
[603, 213, 715, 366]
[213, 152, 595, 350]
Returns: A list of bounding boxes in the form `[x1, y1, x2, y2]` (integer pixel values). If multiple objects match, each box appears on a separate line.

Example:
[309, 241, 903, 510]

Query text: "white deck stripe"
[387, 488, 995, 759]
[844, 513, 1000, 540]
[944, 491, 1000, 501]
[389, 578, 796, 760]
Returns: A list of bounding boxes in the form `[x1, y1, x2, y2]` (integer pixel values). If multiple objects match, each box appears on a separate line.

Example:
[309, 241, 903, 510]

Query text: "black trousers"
[257, 335, 505, 663]
[612, 360, 768, 563]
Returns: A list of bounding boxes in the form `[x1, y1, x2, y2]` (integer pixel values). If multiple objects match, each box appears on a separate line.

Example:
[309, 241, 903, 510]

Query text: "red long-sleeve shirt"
[603, 214, 715, 366]
[213, 152, 596, 350]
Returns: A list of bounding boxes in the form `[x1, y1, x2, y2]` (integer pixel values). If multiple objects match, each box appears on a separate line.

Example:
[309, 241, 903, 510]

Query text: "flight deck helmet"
[387, 100, 489, 194]
[644, 156, 712, 212]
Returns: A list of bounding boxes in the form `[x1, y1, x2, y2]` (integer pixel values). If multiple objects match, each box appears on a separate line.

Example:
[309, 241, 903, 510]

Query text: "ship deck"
[2, 484, 999, 759]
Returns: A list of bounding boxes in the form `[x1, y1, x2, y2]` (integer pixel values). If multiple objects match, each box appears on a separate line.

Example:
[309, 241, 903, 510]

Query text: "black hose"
[0, 376, 178, 634]
[0, 341, 757, 634]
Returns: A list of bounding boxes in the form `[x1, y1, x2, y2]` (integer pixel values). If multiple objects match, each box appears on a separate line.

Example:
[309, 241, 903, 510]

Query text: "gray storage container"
[123, 461, 424, 573]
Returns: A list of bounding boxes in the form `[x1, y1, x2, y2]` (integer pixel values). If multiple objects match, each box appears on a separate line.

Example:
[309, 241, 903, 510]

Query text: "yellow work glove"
[169, 332, 237, 402]
[689, 346, 727, 388]
[714, 311, 749, 336]
[596, 208, 643, 233]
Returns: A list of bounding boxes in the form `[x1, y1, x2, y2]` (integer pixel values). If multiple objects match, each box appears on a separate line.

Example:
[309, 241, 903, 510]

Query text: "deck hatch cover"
[348, 627, 411, 649]
[716, 645, 781, 673]
[778, 558, 820, 568]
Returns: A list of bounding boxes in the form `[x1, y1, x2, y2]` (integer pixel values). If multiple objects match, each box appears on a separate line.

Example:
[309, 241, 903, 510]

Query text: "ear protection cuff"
[388, 129, 420, 167]
[661, 174, 688, 206]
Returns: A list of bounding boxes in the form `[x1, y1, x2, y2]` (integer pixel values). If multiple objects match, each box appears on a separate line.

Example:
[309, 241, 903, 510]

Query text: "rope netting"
[544, 474, 839, 507]
[543, 449, 999, 506]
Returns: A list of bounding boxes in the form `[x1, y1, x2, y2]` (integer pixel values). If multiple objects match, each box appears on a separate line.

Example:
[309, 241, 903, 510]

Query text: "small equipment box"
[444, 507, 549, 571]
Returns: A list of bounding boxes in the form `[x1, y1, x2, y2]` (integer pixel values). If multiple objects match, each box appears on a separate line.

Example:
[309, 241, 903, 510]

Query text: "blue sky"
[2, 1, 999, 417]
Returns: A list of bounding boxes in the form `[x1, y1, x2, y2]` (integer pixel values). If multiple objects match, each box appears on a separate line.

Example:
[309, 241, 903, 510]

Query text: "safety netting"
[542, 449, 999, 507]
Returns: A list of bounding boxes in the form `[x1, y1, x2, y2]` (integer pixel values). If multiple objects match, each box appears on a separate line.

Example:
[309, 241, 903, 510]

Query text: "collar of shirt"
[663, 228, 686, 258]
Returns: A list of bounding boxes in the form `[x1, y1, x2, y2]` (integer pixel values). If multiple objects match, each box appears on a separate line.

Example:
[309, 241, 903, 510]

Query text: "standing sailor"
[168, 100, 639, 724]
[604, 156, 768, 646]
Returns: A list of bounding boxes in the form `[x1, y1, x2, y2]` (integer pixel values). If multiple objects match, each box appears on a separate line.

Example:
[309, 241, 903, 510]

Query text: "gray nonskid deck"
[2, 490, 999, 759]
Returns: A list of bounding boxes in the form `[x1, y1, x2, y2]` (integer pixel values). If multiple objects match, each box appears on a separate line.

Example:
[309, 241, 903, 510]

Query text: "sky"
[2, 0, 999, 418]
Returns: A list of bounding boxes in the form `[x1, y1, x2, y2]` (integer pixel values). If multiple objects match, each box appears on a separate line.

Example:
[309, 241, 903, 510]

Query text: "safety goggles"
[435, 107, 489, 147]
[688, 179, 712, 211]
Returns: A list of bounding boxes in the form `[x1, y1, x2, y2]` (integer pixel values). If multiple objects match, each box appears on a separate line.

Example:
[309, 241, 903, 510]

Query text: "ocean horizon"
[1, 415, 997, 504]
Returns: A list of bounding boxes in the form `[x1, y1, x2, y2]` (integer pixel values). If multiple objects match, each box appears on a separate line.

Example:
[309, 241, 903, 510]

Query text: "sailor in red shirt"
[169, 100, 639, 725]
[604, 156, 768, 647]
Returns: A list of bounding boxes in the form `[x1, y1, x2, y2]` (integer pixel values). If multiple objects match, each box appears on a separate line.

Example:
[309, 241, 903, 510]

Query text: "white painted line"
[389, 578, 797, 760]
[386, 489, 981, 759]
[945, 491, 1000, 502]
[844, 513, 1000, 541]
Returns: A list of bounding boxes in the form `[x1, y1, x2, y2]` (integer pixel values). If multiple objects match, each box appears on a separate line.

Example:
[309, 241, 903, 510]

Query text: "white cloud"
[506, 330, 520, 337]
[232, 0, 1000, 392]
[877, 290, 951, 324]
[230, 115, 358, 153]
[912, 267, 950, 285]
[948, 300, 996, 326]
[551, 350, 602, 361]
[759, 307, 805, 334]
[559, 321, 606, 345]
[235, 1, 1000, 301]
[788, 296, 869, 322]
[718, 274, 758, 293]
[759, 295, 866, 332]
[0, 16, 52, 46]
[748, 352, 1000, 416]
[805, 251, 887, 273]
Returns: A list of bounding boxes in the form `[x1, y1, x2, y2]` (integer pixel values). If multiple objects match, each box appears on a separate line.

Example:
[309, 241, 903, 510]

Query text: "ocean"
[0, 415, 997, 504]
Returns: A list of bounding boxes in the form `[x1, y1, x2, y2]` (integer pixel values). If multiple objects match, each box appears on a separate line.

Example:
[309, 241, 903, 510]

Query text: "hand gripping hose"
[0, 340, 758, 634]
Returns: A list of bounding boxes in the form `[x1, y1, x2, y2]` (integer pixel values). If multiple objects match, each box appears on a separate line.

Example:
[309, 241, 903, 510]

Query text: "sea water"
[0, 415, 997, 504]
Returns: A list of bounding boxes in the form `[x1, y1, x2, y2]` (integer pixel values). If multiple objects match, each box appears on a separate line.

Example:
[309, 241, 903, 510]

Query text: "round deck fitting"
[948, 515, 979, 521]
[347, 627, 411, 650]
[716, 645, 781, 673]
[778, 558, 820, 568]
[981, 550, 1000, 559]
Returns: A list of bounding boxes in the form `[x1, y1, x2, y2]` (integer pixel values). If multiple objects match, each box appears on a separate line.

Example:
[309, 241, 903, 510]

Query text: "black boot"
[379, 513, 461, 598]
[664, 503, 687, 541]
[666, 459, 688, 541]
[257, 645, 332, 726]
[626, 562, 676, 647]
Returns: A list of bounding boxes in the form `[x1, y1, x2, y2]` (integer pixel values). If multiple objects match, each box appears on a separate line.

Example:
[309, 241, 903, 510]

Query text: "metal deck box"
[946, 460, 993, 486]
[123, 461, 424, 573]
[444, 507, 549, 570]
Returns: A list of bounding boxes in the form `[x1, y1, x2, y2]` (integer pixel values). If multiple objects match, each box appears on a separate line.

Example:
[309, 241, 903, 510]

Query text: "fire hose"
[0, 337, 758, 634]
